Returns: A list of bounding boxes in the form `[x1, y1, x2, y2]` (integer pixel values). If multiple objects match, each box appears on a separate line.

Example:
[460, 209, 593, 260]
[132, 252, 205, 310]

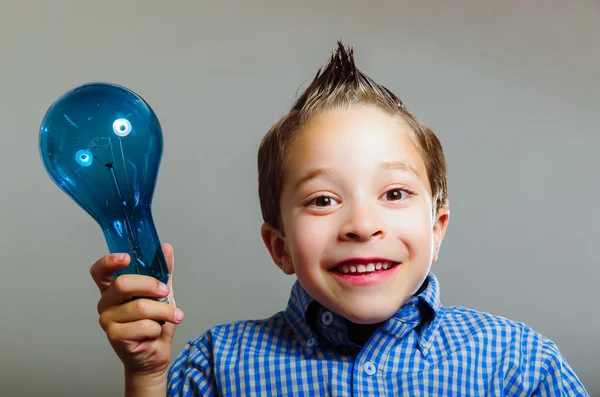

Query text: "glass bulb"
[39, 82, 170, 299]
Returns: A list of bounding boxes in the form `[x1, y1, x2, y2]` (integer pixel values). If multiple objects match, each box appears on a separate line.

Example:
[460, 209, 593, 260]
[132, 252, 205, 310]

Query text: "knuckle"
[105, 322, 120, 342]
[133, 299, 148, 316]
[98, 312, 110, 331]
[113, 276, 129, 294]
[140, 319, 159, 334]
[98, 314, 105, 329]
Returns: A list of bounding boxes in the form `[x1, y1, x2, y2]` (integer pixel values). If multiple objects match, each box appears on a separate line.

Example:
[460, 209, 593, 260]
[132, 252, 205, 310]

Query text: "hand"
[90, 243, 184, 381]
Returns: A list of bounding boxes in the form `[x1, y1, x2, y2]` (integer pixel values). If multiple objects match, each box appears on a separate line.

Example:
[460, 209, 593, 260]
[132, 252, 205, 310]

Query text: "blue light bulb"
[39, 83, 170, 298]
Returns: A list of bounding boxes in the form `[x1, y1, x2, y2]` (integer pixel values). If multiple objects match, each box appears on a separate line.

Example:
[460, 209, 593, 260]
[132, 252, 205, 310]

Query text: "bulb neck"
[101, 204, 169, 285]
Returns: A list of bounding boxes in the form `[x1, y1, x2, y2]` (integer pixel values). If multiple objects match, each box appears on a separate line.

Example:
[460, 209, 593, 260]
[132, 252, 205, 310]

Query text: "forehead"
[284, 106, 430, 189]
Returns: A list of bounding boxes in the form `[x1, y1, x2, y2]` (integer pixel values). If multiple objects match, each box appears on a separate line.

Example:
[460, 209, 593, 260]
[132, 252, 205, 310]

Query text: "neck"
[347, 321, 385, 346]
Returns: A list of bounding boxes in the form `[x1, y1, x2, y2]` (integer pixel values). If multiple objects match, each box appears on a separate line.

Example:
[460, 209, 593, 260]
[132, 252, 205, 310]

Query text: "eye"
[381, 188, 409, 201]
[113, 118, 132, 137]
[308, 195, 340, 207]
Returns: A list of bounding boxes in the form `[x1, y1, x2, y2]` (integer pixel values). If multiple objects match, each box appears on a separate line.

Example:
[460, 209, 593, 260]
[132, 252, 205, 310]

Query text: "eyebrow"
[292, 161, 420, 192]
[379, 161, 420, 177]
[292, 167, 335, 193]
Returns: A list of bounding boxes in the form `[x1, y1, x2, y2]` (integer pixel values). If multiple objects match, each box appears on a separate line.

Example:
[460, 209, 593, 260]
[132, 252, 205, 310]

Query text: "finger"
[100, 298, 183, 328]
[90, 253, 130, 293]
[97, 274, 169, 314]
[105, 319, 163, 345]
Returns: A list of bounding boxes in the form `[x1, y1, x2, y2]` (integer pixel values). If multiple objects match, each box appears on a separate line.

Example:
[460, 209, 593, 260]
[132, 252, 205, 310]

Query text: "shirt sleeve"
[167, 335, 219, 397]
[530, 340, 589, 397]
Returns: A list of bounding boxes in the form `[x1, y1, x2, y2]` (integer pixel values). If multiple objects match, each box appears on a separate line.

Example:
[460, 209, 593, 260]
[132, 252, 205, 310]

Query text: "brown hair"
[258, 41, 448, 232]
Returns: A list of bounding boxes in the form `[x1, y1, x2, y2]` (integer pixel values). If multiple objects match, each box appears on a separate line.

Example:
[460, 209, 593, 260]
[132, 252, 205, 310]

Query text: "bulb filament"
[104, 162, 146, 274]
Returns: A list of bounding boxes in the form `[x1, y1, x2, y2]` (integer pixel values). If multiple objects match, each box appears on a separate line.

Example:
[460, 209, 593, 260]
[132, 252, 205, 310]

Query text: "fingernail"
[114, 253, 126, 262]
[174, 309, 184, 322]
[159, 282, 169, 294]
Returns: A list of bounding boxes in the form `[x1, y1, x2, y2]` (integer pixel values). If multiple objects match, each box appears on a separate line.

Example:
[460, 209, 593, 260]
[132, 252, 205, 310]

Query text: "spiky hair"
[292, 41, 406, 113]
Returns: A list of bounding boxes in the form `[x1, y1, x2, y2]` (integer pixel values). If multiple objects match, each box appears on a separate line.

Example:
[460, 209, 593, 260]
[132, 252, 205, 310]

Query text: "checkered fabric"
[167, 273, 588, 396]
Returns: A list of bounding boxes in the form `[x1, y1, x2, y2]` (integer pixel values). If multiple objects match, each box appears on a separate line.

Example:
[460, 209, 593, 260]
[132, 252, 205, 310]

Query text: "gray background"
[1, 1, 598, 395]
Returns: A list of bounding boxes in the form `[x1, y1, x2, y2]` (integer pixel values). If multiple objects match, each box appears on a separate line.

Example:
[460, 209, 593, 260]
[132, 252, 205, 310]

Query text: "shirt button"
[306, 338, 316, 347]
[321, 311, 334, 326]
[364, 361, 376, 376]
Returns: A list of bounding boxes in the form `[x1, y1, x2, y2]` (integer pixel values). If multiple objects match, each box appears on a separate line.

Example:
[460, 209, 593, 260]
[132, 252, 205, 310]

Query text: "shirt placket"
[350, 329, 396, 396]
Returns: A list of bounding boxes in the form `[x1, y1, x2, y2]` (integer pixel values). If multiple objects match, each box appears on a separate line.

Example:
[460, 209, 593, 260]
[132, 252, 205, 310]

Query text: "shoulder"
[167, 311, 292, 396]
[433, 306, 588, 394]
[441, 304, 537, 334]
[438, 305, 560, 357]
[172, 310, 291, 366]
[187, 310, 290, 350]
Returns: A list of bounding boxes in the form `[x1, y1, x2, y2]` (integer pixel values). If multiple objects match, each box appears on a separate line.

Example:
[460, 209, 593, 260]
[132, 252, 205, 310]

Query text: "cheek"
[387, 207, 434, 250]
[288, 215, 333, 263]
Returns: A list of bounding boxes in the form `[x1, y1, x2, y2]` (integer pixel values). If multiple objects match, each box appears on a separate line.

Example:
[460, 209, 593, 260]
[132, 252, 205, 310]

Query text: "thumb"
[161, 243, 177, 307]
[160, 243, 181, 340]
[162, 242, 175, 275]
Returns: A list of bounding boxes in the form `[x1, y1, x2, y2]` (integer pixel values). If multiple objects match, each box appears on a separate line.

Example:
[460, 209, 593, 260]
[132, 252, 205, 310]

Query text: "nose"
[339, 204, 386, 242]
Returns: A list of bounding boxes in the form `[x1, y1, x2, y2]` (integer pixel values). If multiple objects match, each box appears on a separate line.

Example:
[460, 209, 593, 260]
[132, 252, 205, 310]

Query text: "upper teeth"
[338, 262, 392, 274]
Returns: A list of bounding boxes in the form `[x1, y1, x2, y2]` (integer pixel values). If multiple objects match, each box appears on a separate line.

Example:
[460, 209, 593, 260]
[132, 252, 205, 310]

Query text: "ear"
[432, 206, 450, 262]
[261, 222, 295, 275]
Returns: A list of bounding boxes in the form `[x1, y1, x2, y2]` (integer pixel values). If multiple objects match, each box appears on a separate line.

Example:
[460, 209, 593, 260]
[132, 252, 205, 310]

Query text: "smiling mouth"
[334, 261, 400, 275]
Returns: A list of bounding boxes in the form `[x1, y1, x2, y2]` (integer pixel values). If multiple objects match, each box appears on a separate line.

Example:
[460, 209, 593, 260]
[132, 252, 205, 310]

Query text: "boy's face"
[262, 105, 449, 324]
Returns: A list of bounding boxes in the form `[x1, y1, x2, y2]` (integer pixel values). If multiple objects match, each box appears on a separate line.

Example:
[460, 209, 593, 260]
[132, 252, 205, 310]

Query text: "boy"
[90, 42, 589, 396]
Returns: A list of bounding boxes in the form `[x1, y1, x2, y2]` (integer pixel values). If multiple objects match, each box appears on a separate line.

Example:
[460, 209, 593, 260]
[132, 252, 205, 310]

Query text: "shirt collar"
[284, 272, 443, 358]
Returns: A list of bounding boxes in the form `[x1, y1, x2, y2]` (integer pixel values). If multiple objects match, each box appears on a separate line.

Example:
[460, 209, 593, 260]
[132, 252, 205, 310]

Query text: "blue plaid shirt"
[167, 273, 588, 396]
